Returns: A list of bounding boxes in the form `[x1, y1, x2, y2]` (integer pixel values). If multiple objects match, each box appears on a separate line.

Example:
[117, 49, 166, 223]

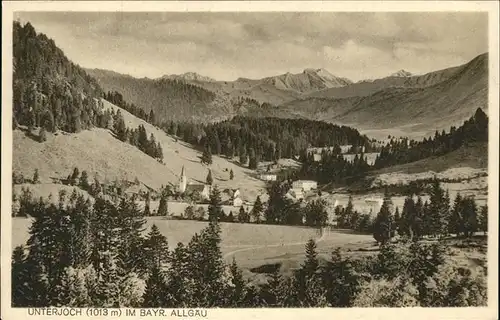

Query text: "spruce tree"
[227, 258, 246, 306]
[79, 170, 90, 190]
[462, 197, 478, 238]
[70, 167, 79, 186]
[201, 144, 213, 165]
[12, 246, 29, 306]
[321, 248, 361, 307]
[427, 179, 448, 238]
[373, 190, 394, 246]
[302, 239, 319, 278]
[143, 224, 169, 270]
[142, 264, 166, 307]
[251, 196, 263, 223]
[394, 207, 401, 236]
[208, 185, 223, 222]
[158, 193, 168, 216]
[206, 169, 213, 185]
[237, 205, 249, 223]
[32, 168, 40, 184]
[229, 169, 234, 180]
[248, 148, 258, 169]
[449, 193, 463, 236]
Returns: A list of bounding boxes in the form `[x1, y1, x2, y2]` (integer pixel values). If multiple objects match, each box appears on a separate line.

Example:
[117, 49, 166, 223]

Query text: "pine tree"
[144, 192, 151, 216]
[321, 248, 361, 307]
[248, 148, 258, 169]
[344, 196, 355, 228]
[227, 258, 246, 306]
[158, 193, 168, 216]
[12, 246, 29, 306]
[294, 239, 325, 307]
[208, 185, 223, 222]
[400, 196, 417, 240]
[237, 205, 249, 223]
[239, 148, 248, 166]
[143, 224, 169, 270]
[70, 167, 79, 186]
[250, 196, 263, 223]
[305, 199, 328, 227]
[394, 207, 401, 236]
[142, 264, 166, 307]
[302, 239, 319, 278]
[32, 168, 40, 184]
[206, 169, 213, 185]
[229, 169, 234, 180]
[201, 144, 213, 165]
[373, 190, 394, 246]
[449, 193, 463, 236]
[79, 170, 90, 190]
[462, 197, 478, 238]
[427, 179, 447, 238]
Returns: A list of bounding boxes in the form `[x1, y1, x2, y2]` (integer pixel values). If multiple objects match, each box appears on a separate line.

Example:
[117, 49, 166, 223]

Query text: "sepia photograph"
[1, 2, 498, 319]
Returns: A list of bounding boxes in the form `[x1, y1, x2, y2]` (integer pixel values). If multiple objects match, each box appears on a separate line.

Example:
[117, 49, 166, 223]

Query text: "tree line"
[374, 108, 488, 169]
[298, 108, 488, 186]
[162, 116, 371, 169]
[112, 109, 163, 162]
[12, 187, 486, 307]
[332, 180, 488, 245]
[104, 91, 157, 126]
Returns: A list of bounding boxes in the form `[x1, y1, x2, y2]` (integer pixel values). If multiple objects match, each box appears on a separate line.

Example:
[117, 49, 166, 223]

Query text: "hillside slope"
[13, 99, 267, 201]
[85, 69, 236, 123]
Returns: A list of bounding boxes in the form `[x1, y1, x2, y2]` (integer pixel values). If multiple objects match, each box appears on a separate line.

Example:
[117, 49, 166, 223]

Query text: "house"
[259, 174, 277, 181]
[365, 197, 383, 215]
[289, 188, 304, 200]
[227, 188, 243, 206]
[185, 184, 211, 200]
[292, 180, 318, 192]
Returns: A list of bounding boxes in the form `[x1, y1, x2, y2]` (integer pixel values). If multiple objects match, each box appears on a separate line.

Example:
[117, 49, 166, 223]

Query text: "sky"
[15, 12, 488, 82]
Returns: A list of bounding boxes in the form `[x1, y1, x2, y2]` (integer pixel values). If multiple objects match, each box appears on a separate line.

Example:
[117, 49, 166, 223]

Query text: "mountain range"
[86, 52, 488, 139]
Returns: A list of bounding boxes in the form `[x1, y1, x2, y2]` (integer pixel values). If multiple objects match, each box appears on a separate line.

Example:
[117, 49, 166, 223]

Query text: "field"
[11, 217, 372, 274]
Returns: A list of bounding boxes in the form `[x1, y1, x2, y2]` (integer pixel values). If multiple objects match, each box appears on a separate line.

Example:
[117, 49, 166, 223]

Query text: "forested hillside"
[13, 21, 105, 133]
[299, 108, 489, 185]
[162, 116, 372, 165]
[86, 68, 235, 122]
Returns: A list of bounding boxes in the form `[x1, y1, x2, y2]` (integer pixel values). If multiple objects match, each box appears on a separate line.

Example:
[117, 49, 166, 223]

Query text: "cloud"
[14, 12, 488, 81]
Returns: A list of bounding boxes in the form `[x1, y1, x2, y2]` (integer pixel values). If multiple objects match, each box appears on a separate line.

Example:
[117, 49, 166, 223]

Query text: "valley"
[8, 16, 491, 309]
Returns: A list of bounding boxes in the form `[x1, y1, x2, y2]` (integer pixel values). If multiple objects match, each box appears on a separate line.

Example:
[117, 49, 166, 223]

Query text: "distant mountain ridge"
[279, 53, 488, 138]
[161, 72, 216, 82]
[260, 68, 353, 93]
[390, 69, 413, 77]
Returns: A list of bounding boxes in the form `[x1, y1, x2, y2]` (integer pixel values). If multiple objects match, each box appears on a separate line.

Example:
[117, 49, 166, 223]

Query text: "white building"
[260, 174, 277, 181]
[313, 154, 322, 162]
[365, 197, 383, 215]
[292, 180, 318, 192]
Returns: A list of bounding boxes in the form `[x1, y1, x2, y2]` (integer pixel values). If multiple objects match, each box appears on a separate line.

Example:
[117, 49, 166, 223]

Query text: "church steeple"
[179, 166, 187, 193]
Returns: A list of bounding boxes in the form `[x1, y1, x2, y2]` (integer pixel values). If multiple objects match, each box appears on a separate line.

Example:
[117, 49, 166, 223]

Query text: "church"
[178, 166, 211, 200]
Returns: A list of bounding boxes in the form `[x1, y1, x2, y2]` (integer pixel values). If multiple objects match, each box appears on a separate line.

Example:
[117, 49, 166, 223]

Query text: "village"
[128, 144, 384, 224]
